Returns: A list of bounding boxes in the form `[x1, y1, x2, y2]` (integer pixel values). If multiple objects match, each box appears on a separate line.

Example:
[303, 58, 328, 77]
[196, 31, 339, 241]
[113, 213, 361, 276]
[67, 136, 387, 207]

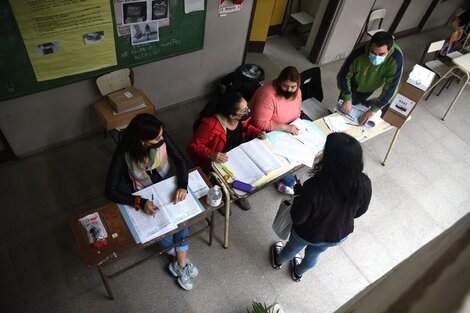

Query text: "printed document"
[119, 176, 205, 244]
[224, 139, 282, 186]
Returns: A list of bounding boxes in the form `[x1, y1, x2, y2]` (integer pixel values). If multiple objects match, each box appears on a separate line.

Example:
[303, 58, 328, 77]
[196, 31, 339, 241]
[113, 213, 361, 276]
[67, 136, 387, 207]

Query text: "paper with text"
[225, 148, 265, 185]
[273, 134, 316, 167]
[188, 170, 210, 198]
[239, 139, 282, 174]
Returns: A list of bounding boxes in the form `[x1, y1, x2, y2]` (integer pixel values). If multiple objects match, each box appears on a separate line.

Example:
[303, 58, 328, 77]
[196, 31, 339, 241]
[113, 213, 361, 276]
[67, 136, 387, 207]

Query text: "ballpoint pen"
[151, 194, 155, 218]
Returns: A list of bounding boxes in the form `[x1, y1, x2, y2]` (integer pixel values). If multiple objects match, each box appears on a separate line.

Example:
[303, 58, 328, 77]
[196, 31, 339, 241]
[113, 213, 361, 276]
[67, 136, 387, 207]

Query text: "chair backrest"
[419, 40, 445, 64]
[300, 67, 323, 102]
[369, 9, 386, 21]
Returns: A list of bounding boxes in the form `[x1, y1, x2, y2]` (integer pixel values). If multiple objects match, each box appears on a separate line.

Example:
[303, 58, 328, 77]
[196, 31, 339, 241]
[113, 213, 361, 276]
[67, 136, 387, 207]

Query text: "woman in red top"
[187, 92, 265, 211]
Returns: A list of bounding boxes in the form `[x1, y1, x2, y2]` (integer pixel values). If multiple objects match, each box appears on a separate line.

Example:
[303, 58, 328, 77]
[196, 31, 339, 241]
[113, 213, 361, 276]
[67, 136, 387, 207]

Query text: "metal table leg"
[97, 265, 114, 300]
[208, 172, 231, 248]
[442, 72, 469, 121]
[382, 127, 400, 166]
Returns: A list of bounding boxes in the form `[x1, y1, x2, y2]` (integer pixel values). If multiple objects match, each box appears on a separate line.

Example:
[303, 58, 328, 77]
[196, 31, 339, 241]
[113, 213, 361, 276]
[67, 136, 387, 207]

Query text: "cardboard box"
[384, 64, 433, 128]
[107, 86, 144, 113]
[94, 69, 155, 131]
[95, 94, 155, 131]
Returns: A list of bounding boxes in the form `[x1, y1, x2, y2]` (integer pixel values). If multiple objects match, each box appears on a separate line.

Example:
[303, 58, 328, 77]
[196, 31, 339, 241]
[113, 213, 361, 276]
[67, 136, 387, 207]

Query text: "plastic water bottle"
[206, 185, 222, 207]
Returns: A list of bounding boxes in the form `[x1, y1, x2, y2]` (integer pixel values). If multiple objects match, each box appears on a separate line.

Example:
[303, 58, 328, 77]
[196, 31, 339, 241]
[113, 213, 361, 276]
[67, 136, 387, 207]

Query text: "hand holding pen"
[143, 194, 159, 217]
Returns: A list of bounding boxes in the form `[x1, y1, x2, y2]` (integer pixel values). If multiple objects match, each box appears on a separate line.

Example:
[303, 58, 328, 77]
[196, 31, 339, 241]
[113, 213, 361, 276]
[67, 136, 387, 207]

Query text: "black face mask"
[239, 111, 250, 121]
[282, 90, 294, 99]
[149, 140, 164, 149]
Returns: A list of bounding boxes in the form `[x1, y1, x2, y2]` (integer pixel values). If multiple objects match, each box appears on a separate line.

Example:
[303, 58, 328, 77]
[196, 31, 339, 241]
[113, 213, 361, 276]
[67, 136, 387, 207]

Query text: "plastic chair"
[288, 0, 314, 49]
[356, 9, 387, 45]
[419, 40, 458, 100]
[299, 67, 329, 120]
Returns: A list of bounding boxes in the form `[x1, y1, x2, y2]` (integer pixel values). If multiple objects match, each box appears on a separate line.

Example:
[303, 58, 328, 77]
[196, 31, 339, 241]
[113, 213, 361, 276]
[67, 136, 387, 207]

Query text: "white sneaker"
[276, 182, 294, 195]
[168, 261, 193, 290]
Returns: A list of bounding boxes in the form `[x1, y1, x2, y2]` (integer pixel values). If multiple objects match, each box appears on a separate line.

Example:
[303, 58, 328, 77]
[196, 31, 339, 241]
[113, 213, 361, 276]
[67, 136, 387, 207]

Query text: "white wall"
[0, 1, 254, 156]
[372, 0, 403, 32]
[395, 0, 434, 33]
[318, 0, 375, 64]
[423, 0, 467, 31]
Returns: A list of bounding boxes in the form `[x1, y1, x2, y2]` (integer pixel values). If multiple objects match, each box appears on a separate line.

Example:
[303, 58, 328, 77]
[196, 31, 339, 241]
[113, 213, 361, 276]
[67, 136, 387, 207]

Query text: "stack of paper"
[324, 115, 349, 132]
[271, 119, 326, 167]
[119, 176, 205, 244]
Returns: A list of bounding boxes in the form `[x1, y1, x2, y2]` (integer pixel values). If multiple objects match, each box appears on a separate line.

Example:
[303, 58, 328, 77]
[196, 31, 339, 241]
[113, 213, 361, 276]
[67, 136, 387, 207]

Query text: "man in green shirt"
[337, 31, 403, 125]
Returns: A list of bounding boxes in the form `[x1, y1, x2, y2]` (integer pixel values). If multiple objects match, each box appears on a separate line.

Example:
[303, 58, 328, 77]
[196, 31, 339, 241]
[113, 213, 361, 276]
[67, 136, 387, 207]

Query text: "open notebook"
[223, 138, 282, 186]
[118, 176, 205, 244]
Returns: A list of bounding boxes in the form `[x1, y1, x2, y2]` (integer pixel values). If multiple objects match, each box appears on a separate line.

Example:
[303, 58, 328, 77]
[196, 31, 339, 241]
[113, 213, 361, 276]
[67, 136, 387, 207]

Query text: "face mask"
[368, 53, 386, 66]
[281, 90, 294, 99]
[239, 111, 250, 121]
[149, 140, 164, 149]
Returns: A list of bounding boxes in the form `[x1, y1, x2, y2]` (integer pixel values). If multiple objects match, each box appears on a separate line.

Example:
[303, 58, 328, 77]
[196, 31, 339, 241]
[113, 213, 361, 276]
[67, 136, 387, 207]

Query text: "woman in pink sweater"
[250, 66, 302, 135]
[250, 66, 302, 195]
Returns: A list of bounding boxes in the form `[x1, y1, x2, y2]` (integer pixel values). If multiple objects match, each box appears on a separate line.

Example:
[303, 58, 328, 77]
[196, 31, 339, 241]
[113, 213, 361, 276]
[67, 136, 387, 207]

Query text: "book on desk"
[222, 138, 283, 187]
[118, 175, 207, 244]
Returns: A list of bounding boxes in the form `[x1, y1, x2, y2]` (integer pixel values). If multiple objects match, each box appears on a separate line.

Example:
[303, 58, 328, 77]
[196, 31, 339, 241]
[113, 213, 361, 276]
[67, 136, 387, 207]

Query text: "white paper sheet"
[273, 134, 316, 167]
[184, 0, 204, 13]
[225, 148, 265, 185]
[188, 170, 209, 198]
[125, 204, 176, 243]
[239, 139, 282, 174]
[164, 190, 204, 225]
[335, 102, 383, 128]
[291, 119, 326, 150]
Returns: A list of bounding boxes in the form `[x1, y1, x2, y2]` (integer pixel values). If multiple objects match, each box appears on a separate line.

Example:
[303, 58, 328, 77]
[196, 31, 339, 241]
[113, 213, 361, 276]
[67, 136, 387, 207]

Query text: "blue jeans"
[159, 227, 189, 255]
[276, 229, 345, 275]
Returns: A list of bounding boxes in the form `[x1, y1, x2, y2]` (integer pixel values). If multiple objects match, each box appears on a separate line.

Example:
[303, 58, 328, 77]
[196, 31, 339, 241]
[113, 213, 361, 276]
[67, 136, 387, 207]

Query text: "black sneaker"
[291, 253, 303, 281]
[271, 241, 284, 269]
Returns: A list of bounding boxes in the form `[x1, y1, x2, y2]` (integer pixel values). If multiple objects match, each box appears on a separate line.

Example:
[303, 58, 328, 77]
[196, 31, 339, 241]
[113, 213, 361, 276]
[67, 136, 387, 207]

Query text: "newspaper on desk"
[118, 176, 205, 244]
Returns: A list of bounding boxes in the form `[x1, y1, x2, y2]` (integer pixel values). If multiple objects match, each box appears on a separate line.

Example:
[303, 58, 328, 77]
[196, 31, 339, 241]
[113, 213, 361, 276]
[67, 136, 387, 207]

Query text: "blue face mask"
[368, 53, 386, 66]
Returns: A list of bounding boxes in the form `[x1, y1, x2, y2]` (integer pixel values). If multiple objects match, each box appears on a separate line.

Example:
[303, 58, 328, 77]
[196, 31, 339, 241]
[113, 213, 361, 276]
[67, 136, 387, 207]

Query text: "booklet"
[335, 100, 383, 128]
[118, 176, 205, 244]
[223, 138, 282, 186]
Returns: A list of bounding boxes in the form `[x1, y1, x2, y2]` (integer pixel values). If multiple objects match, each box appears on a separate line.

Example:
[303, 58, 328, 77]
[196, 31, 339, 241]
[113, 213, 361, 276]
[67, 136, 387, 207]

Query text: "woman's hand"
[210, 152, 228, 163]
[143, 200, 159, 216]
[257, 131, 267, 139]
[174, 188, 188, 203]
[285, 125, 300, 135]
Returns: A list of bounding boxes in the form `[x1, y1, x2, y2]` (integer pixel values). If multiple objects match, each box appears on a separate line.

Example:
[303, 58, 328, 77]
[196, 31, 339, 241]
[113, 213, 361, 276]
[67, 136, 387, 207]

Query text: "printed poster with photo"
[114, 0, 170, 37]
[9, 0, 117, 81]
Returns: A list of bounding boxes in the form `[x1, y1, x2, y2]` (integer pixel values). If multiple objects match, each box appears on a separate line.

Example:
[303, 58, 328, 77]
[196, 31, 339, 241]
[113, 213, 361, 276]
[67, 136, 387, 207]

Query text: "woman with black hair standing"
[105, 113, 197, 291]
[271, 132, 372, 281]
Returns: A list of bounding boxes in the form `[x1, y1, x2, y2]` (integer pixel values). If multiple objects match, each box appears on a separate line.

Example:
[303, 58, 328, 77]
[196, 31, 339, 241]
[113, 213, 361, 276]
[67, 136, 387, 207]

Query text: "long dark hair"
[119, 113, 164, 163]
[272, 66, 301, 99]
[311, 133, 364, 205]
[193, 92, 244, 131]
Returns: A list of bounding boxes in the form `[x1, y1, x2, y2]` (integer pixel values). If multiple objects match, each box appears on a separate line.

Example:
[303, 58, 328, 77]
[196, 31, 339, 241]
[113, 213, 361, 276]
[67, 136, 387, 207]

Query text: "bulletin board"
[0, 0, 206, 101]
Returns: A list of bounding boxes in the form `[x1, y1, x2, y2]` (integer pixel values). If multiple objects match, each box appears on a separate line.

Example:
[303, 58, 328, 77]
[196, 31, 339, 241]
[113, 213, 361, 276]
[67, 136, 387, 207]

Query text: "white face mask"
[368, 53, 386, 66]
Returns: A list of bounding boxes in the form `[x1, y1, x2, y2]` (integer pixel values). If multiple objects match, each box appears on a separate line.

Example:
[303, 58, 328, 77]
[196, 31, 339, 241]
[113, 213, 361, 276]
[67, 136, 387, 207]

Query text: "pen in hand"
[152, 194, 156, 218]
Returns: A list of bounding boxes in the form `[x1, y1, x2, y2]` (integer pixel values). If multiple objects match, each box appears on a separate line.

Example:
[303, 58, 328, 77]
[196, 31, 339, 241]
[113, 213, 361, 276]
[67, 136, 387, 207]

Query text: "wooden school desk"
[211, 114, 395, 248]
[94, 94, 155, 141]
[70, 168, 221, 300]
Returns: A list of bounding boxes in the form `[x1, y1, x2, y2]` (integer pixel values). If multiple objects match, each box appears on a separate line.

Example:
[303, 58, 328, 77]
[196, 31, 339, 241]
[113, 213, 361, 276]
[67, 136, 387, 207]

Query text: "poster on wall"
[114, 0, 170, 37]
[9, 0, 117, 81]
[219, 0, 243, 16]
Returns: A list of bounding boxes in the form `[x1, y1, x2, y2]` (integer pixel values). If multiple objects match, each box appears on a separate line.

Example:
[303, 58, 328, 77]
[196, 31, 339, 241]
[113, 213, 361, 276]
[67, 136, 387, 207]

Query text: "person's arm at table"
[165, 132, 188, 203]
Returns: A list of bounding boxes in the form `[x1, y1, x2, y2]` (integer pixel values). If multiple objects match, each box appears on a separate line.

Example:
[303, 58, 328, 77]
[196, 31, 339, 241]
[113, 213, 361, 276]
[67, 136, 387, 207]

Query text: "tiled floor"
[1, 26, 469, 313]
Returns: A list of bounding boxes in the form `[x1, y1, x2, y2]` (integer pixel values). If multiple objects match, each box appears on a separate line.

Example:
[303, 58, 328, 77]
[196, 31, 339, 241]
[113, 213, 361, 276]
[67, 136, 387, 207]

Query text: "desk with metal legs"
[211, 114, 395, 249]
[423, 52, 470, 120]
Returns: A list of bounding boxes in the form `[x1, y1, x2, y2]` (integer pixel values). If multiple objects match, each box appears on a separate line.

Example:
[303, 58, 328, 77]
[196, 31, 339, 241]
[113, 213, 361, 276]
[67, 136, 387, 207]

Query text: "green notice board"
[0, 0, 205, 101]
